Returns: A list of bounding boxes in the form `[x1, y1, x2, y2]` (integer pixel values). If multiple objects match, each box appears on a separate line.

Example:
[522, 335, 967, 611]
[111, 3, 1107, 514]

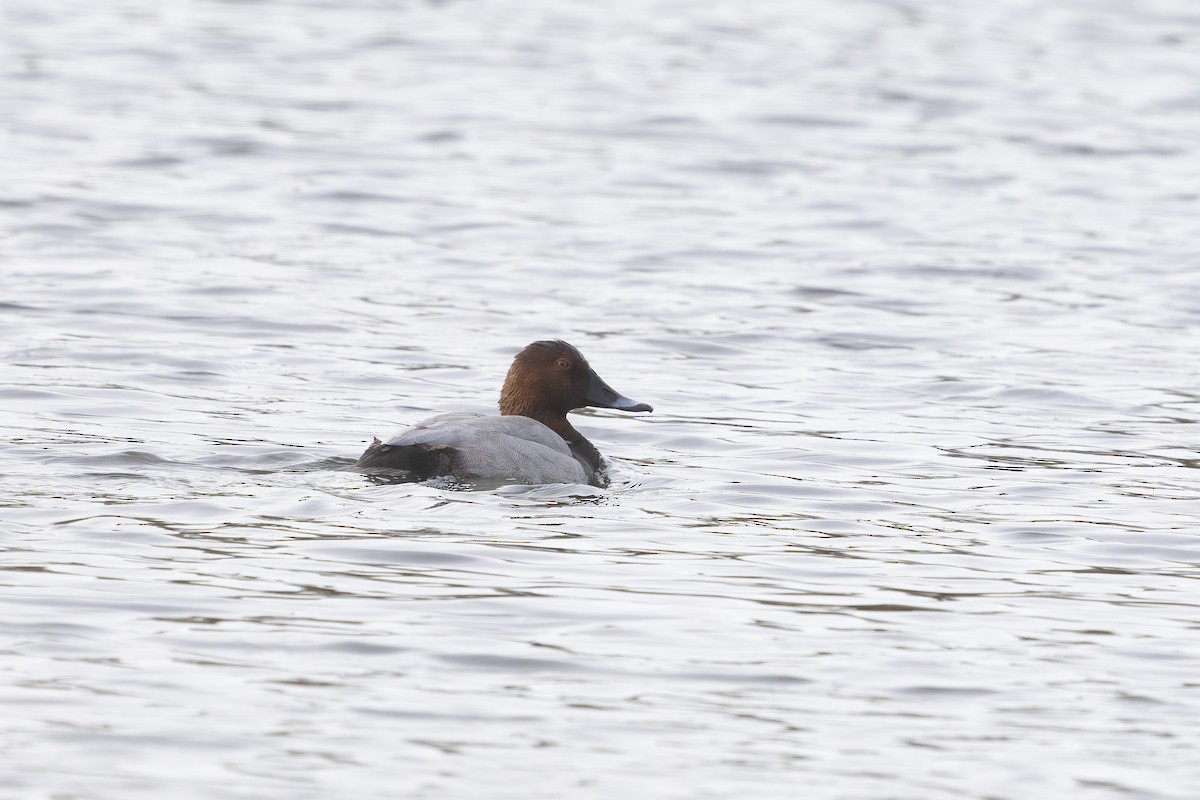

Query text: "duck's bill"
[584, 369, 653, 413]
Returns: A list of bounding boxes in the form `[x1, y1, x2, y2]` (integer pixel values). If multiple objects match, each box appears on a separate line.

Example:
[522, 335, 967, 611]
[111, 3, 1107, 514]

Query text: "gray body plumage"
[379, 412, 593, 485]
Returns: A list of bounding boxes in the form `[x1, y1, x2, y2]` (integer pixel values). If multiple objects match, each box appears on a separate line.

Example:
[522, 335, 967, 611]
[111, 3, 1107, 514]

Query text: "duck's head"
[499, 340, 653, 421]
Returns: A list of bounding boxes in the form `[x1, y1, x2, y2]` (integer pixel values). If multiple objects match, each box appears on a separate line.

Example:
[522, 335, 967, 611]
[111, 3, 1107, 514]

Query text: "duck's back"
[357, 412, 592, 485]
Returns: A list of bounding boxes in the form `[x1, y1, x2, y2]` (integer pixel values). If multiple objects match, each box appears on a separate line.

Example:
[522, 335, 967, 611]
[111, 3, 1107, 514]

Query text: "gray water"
[3, 1, 1199, 797]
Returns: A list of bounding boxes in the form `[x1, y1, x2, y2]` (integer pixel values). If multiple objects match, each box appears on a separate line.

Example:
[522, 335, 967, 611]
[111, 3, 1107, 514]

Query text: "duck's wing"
[381, 412, 489, 448]
[360, 414, 589, 485]
[356, 413, 483, 478]
[449, 416, 589, 484]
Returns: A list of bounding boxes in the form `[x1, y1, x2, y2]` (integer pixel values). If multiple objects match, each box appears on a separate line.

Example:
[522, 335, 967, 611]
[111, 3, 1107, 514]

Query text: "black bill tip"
[584, 369, 653, 413]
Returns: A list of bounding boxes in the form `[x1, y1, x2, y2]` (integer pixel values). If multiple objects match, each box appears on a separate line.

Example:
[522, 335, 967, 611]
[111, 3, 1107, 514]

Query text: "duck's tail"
[355, 437, 456, 480]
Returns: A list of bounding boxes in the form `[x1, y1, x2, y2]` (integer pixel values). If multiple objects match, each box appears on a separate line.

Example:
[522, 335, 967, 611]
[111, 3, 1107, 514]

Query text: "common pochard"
[356, 340, 652, 486]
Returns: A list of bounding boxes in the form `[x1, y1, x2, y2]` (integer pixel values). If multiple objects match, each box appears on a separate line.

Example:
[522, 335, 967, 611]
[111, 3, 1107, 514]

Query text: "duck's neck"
[502, 400, 581, 442]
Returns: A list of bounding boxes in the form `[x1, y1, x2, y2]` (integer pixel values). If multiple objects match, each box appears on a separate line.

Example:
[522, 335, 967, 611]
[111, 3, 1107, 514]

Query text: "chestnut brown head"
[499, 340, 653, 419]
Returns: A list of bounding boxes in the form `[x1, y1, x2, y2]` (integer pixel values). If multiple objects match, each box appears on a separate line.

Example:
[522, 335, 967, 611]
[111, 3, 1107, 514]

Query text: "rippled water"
[3, 1, 1200, 797]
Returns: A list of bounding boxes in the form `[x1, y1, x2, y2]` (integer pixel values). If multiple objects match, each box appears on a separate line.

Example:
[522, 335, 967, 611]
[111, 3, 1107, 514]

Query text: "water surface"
[2, 1, 1199, 798]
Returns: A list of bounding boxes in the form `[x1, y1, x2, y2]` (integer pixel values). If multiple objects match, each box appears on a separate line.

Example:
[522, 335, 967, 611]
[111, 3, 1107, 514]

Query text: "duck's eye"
[556, 358, 570, 369]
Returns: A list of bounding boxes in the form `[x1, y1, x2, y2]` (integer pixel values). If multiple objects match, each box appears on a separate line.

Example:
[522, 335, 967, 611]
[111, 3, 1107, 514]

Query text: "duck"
[356, 340, 652, 486]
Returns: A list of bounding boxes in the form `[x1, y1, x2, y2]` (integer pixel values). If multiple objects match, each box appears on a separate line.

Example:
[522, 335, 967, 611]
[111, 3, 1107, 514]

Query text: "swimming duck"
[357, 340, 652, 486]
